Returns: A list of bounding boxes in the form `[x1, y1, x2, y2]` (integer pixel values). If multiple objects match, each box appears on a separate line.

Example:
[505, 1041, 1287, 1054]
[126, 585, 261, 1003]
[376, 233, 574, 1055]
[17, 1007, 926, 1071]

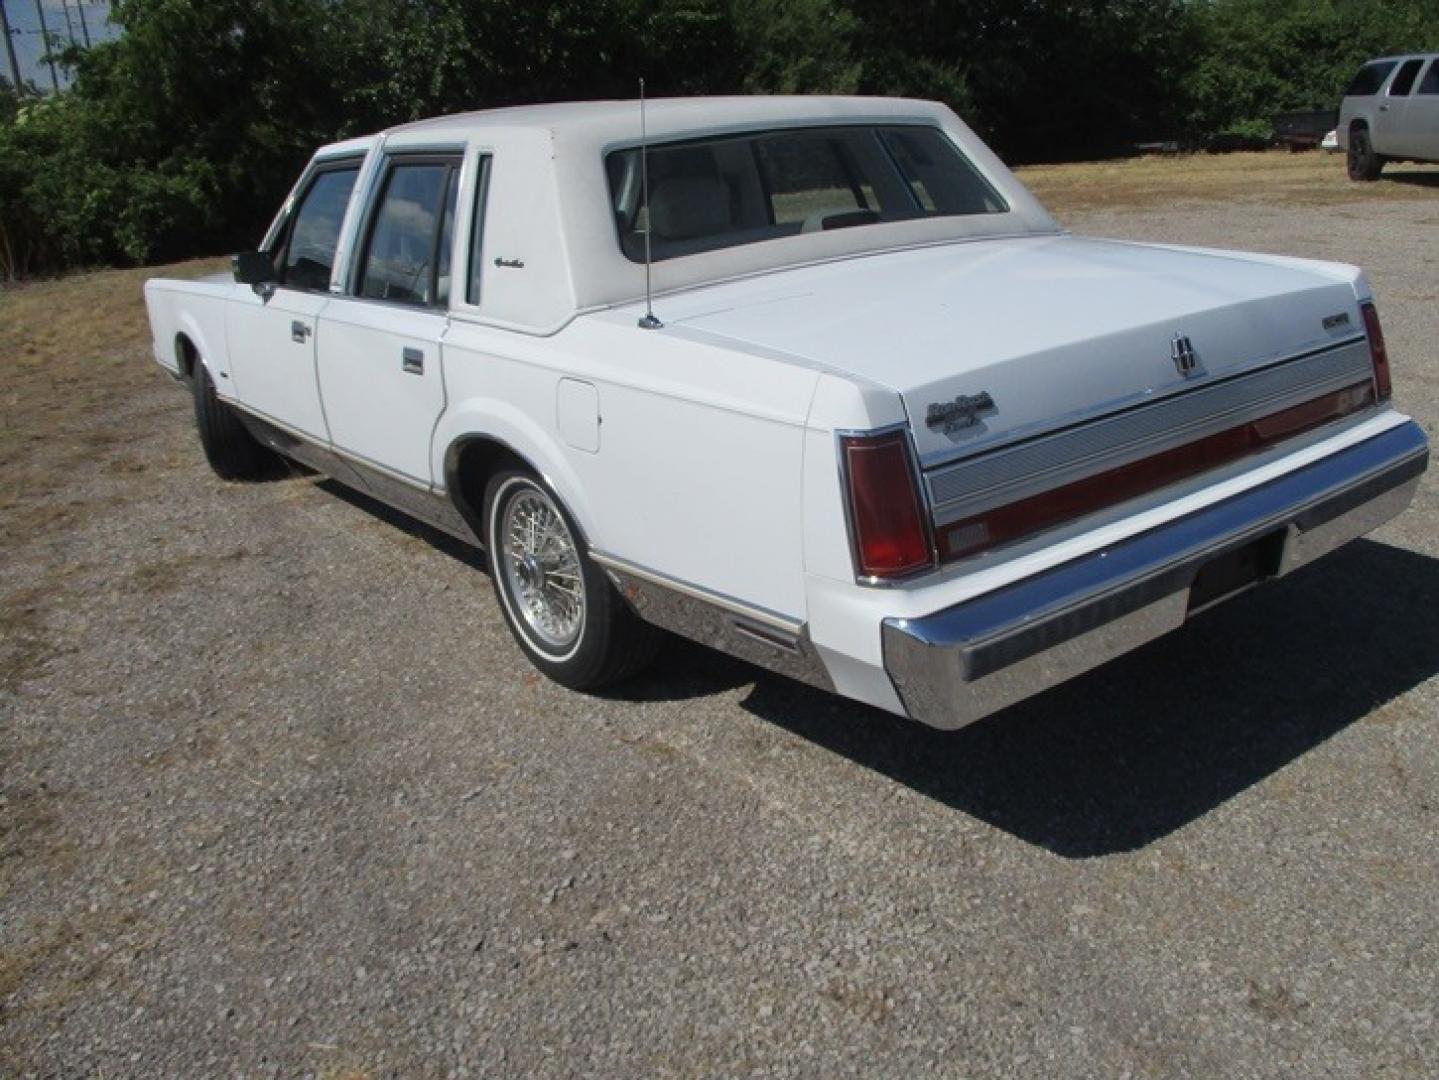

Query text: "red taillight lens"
[1360, 301, 1391, 400]
[841, 431, 933, 579]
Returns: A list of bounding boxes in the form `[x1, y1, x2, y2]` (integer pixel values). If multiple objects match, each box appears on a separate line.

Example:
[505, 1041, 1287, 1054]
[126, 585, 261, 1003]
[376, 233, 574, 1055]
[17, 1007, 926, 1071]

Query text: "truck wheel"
[484, 469, 660, 690]
[191, 362, 275, 480]
[1346, 126, 1384, 181]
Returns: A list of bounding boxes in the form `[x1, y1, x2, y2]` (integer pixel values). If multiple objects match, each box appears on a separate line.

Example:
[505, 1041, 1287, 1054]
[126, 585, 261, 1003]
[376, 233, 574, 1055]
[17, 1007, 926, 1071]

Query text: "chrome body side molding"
[883, 421, 1428, 730]
[234, 408, 478, 545]
[589, 551, 832, 690]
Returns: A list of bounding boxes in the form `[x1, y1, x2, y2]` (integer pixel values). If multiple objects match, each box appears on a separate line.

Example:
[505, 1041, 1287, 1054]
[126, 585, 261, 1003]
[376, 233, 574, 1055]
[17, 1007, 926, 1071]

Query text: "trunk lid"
[655, 235, 1365, 468]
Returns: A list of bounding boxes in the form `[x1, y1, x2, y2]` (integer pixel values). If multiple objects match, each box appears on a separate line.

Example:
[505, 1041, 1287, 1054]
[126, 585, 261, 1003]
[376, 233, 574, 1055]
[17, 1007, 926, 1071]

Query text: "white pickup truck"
[144, 96, 1428, 730]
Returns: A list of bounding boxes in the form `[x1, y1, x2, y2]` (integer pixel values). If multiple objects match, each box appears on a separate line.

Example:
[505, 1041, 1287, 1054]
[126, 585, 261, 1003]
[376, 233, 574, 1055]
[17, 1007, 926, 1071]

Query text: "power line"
[32, 0, 58, 92]
[1, 2, 22, 91]
[59, 0, 77, 48]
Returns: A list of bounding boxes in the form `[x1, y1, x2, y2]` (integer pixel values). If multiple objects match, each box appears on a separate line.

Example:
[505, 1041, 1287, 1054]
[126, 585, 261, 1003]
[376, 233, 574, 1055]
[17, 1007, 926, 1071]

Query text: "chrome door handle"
[401, 347, 424, 375]
[1379, 104, 1389, 112]
[291, 320, 312, 343]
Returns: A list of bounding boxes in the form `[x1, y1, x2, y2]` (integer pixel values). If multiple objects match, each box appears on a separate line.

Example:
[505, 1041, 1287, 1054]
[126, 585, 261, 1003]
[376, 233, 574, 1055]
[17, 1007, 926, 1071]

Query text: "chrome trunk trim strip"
[925, 338, 1374, 525]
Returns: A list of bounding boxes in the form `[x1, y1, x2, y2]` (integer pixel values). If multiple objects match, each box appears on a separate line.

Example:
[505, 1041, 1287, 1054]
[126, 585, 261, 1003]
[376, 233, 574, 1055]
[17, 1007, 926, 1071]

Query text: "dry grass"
[1015, 149, 1439, 214]
[0, 258, 225, 535]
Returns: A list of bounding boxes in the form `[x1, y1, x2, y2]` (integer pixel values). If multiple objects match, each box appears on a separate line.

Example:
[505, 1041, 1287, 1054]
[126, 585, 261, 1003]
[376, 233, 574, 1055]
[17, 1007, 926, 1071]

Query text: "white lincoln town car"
[144, 97, 1428, 730]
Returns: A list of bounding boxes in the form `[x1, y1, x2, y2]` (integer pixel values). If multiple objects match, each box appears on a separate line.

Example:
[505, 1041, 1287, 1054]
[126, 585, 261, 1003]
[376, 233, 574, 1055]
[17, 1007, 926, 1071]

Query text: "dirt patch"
[1016, 150, 1439, 214]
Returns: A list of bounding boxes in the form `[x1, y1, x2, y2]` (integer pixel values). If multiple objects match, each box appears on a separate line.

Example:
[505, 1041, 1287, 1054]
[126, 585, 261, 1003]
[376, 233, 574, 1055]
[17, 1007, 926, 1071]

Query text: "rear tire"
[1346, 126, 1384, 181]
[483, 468, 660, 690]
[191, 363, 275, 480]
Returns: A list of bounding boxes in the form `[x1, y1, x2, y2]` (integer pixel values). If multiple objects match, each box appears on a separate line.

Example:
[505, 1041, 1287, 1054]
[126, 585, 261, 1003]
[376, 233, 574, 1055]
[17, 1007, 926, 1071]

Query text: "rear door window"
[1417, 60, 1439, 95]
[1345, 61, 1397, 97]
[357, 156, 462, 307]
[1389, 59, 1424, 97]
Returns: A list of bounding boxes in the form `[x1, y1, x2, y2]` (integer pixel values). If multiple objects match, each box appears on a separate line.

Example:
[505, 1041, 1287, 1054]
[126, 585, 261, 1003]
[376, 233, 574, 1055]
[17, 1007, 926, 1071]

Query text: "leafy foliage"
[1, 0, 1435, 278]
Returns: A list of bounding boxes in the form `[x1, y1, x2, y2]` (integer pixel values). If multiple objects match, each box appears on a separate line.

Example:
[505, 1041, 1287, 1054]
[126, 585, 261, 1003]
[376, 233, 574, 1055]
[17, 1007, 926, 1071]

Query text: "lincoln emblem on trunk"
[926, 391, 996, 433]
[1171, 333, 1200, 377]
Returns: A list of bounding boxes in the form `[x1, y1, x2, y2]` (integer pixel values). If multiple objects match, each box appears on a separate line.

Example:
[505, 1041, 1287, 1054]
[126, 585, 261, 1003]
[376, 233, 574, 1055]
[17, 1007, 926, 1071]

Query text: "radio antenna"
[637, 77, 663, 330]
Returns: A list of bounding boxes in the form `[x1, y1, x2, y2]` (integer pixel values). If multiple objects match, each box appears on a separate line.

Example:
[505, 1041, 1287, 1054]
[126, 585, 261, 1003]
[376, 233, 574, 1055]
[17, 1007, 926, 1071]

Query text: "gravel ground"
[2, 180, 1437, 1077]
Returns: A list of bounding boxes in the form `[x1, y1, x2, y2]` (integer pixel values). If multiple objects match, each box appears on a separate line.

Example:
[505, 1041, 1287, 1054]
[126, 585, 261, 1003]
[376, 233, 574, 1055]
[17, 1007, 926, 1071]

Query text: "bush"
[3, 0, 1437, 279]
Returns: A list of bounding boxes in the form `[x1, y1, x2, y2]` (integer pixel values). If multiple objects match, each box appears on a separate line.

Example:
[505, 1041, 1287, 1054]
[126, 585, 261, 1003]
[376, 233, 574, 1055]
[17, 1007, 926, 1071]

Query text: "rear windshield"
[1346, 61, 1397, 97]
[606, 125, 1008, 264]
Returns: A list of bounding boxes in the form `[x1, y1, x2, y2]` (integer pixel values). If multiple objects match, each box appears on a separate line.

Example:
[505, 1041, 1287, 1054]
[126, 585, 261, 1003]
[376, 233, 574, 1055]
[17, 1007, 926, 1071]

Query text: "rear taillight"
[840, 430, 934, 580]
[1360, 300, 1392, 400]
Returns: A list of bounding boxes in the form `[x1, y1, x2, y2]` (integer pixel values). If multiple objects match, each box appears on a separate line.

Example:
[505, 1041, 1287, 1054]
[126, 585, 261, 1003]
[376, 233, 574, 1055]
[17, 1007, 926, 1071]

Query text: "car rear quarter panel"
[436, 314, 822, 622]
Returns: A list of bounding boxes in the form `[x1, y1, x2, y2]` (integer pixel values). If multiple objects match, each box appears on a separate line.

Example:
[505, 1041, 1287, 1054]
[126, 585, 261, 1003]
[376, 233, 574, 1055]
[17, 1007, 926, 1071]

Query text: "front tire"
[1347, 126, 1384, 181]
[483, 469, 660, 690]
[191, 363, 275, 480]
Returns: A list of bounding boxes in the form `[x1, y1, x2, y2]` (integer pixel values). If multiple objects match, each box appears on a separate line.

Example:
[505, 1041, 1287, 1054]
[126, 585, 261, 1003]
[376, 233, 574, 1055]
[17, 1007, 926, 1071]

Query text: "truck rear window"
[1345, 61, 1397, 97]
[606, 125, 1007, 263]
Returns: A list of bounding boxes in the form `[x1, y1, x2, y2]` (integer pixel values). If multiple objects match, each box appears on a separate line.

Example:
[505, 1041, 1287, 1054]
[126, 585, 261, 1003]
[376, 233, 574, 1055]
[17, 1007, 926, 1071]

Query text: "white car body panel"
[317, 297, 449, 485]
[142, 96, 1427, 729]
[224, 287, 331, 440]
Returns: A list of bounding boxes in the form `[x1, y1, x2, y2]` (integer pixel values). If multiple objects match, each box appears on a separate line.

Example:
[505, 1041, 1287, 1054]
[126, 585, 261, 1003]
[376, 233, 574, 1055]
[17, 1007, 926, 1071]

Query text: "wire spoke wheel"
[498, 487, 586, 652]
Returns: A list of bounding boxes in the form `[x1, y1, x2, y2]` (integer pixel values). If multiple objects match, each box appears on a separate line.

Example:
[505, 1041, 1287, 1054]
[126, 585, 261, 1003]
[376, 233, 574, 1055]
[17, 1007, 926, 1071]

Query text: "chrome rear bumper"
[882, 421, 1429, 730]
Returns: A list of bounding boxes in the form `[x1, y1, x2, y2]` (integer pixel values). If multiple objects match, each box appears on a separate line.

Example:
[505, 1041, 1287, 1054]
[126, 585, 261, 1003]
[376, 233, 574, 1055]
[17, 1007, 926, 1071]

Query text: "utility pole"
[59, 0, 76, 47]
[74, 0, 89, 47]
[1, 2, 24, 92]
[33, 0, 59, 92]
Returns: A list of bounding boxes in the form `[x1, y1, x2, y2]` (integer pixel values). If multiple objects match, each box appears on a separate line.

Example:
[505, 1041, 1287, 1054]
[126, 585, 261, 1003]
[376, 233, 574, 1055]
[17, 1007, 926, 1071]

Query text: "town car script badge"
[926, 391, 996, 433]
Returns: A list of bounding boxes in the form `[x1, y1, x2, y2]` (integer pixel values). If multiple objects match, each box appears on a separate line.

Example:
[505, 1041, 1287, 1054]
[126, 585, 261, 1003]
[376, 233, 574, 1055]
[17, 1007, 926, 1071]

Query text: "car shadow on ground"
[315, 477, 489, 569]
[640, 538, 1439, 858]
[313, 473, 1439, 857]
[1381, 169, 1439, 191]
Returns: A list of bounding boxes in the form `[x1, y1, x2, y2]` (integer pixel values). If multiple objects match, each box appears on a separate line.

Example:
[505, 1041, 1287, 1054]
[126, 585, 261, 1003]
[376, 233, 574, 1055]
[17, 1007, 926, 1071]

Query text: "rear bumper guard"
[882, 421, 1429, 730]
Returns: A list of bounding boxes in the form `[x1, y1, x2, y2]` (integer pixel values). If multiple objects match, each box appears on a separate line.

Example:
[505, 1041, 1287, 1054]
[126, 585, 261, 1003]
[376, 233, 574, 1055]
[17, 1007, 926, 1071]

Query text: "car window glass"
[1345, 61, 1397, 97]
[281, 167, 359, 291]
[1418, 60, 1439, 95]
[466, 156, 493, 306]
[1389, 59, 1424, 97]
[879, 128, 1003, 215]
[360, 162, 449, 306]
[607, 124, 1007, 264]
[753, 135, 870, 226]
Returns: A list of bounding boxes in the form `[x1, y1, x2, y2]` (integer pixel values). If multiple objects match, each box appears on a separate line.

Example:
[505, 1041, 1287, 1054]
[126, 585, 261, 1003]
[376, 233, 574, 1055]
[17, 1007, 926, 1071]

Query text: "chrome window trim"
[925, 337, 1376, 526]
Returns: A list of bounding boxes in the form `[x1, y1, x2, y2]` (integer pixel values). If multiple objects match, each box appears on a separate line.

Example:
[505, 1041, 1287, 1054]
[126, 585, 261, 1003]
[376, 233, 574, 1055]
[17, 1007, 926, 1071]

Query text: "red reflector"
[841, 431, 933, 579]
[1360, 301, 1392, 400]
[939, 381, 1377, 562]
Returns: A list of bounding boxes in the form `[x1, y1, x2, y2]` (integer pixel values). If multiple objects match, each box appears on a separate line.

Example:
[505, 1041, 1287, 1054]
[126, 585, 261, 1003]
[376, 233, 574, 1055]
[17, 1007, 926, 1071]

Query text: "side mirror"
[232, 251, 278, 298]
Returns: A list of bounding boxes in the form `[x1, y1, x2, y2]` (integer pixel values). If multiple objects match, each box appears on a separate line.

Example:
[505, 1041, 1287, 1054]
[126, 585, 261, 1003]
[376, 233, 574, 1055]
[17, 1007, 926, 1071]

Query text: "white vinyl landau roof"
[315, 97, 1063, 334]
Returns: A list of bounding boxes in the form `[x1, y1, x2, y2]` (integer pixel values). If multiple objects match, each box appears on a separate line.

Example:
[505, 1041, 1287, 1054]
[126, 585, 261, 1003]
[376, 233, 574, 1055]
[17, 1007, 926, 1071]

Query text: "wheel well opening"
[175, 334, 198, 381]
[447, 438, 525, 544]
